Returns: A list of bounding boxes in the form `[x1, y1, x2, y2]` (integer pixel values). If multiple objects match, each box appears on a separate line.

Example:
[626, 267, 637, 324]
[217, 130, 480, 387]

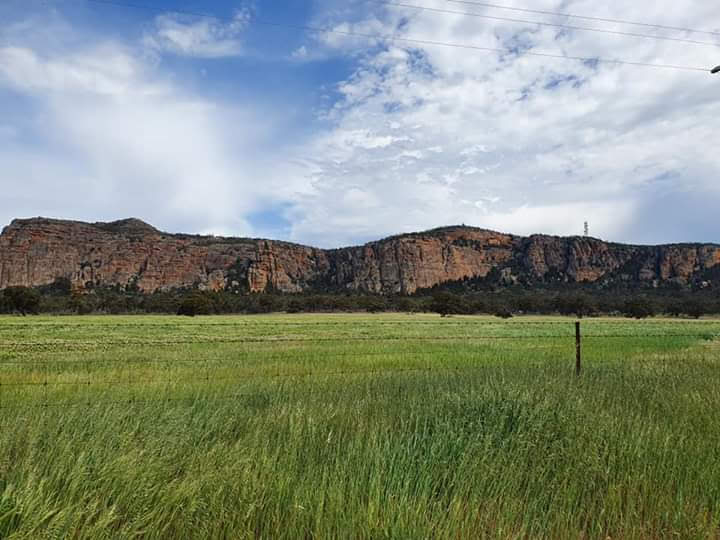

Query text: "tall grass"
[1, 314, 719, 538]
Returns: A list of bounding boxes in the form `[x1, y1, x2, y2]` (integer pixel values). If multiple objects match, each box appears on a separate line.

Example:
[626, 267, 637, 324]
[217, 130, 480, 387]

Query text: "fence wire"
[1, 319, 718, 416]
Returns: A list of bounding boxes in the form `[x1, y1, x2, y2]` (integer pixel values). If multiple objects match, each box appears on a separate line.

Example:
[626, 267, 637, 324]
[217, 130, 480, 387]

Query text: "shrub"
[38, 277, 72, 297]
[393, 297, 416, 313]
[621, 298, 656, 319]
[285, 299, 304, 314]
[429, 292, 469, 317]
[358, 296, 387, 314]
[554, 294, 597, 318]
[177, 293, 215, 317]
[70, 294, 94, 315]
[2, 286, 41, 316]
[493, 306, 514, 319]
[680, 299, 706, 319]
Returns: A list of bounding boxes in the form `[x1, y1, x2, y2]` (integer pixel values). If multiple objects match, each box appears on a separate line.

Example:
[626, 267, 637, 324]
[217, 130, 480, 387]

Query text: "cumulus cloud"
[285, 0, 720, 246]
[2, 1, 720, 248]
[143, 9, 251, 58]
[0, 17, 294, 238]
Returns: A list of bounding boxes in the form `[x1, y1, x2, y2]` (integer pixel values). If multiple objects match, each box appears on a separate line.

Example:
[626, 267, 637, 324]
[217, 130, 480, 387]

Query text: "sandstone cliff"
[1, 217, 719, 294]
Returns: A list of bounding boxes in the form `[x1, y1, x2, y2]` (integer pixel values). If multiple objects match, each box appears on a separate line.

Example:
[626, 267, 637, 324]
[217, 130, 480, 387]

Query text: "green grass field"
[1, 314, 719, 539]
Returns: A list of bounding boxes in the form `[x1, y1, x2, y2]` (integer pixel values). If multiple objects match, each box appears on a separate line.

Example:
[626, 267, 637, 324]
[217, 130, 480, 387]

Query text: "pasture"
[1, 314, 719, 539]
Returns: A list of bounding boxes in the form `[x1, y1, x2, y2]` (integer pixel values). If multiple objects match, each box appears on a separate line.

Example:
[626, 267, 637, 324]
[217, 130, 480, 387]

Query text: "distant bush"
[393, 297, 416, 313]
[680, 299, 707, 319]
[70, 295, 94, 315]
[358, 296, 387, 313]
[2, 286, 41, 316]
[554, 294, 597, 318]
[493, 306, 514, 319]
[285, 299, 304, 314]
[177, 293, 215, 317]
[38, 277, 72, 297]
[621, 298, 656, 319]
[143, 292, 182, 314]
[429, 292, 470, 317]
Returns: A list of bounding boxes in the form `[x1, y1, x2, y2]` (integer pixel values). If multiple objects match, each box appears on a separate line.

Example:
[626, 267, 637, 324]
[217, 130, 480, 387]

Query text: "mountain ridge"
[1, 217, 719, 294]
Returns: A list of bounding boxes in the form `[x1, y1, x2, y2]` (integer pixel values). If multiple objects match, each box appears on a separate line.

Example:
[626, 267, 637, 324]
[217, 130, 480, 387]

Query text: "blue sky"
[1, 0, 720, 247]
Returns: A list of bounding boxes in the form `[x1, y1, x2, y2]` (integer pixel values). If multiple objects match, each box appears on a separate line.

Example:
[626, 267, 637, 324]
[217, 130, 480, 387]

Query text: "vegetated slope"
[1, 217, 719, 294]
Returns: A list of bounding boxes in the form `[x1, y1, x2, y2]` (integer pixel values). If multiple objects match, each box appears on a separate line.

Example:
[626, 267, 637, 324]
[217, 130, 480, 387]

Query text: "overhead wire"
[445, 0, 720, 38]
[77, 0, 711, 72]
[378, 1, 720, 48]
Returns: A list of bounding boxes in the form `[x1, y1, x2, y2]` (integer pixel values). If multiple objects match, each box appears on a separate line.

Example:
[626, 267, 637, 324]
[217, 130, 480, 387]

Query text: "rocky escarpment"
[323, 228, 519, 294]
[516, 235, 720, 288]
[0, 218, 328, 293]
[1, 217, 719, 294]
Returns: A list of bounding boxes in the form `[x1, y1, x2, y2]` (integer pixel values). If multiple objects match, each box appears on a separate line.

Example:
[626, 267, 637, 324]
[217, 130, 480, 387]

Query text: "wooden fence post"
[575, 321, 582, 376]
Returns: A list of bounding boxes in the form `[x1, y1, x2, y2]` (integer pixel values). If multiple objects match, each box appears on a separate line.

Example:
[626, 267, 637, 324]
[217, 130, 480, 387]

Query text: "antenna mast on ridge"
[584, 222, 589, 237]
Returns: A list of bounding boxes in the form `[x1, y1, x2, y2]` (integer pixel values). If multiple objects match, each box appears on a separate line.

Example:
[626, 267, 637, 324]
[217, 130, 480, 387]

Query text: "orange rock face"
[328, 228, 518, 294]
[0, 218, 327, 293]
[1, 218, 719, 294]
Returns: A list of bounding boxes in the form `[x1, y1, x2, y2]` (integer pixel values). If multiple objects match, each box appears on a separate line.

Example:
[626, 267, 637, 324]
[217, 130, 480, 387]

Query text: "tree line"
[1, 278, 719, 319]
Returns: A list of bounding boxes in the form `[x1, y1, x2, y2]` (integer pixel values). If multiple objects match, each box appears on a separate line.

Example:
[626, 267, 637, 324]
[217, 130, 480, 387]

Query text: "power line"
[445, 0, 720, 38]
[379, 1, 720, 48]
[79, 0, 711, 72]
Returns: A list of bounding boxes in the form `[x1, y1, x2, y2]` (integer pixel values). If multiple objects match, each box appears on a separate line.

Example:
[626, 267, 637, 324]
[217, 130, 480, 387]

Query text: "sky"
[1, 0, 719, 248]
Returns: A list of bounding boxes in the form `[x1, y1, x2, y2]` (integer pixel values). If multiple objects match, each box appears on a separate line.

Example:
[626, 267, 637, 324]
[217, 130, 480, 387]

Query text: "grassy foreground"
[1, 314, 719, 539]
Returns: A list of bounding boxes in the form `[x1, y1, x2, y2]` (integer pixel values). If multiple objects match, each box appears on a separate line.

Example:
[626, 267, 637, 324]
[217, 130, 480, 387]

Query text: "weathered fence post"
[575, 321, 582, 376]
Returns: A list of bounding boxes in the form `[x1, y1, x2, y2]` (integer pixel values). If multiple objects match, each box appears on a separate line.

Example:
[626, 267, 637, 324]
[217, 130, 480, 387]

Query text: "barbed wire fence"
[1, 320, 718, 417]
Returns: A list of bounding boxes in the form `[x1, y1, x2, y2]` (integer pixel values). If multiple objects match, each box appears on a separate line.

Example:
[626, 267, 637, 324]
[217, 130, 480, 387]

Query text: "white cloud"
[143, 10, 250, 58]
[283, 0, 720, 246]
[0, 45, 164, 96]
[291, 45, 308, 60]
[2, 1, 720, 249]
[0, 24, 294, 238]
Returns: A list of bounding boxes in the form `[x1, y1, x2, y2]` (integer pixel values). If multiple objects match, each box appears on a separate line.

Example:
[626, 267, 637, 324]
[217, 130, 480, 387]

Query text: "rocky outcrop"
[324, 228, 518, 294]
[1, 217, 719, 294]
[0, 218, 327, 293]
